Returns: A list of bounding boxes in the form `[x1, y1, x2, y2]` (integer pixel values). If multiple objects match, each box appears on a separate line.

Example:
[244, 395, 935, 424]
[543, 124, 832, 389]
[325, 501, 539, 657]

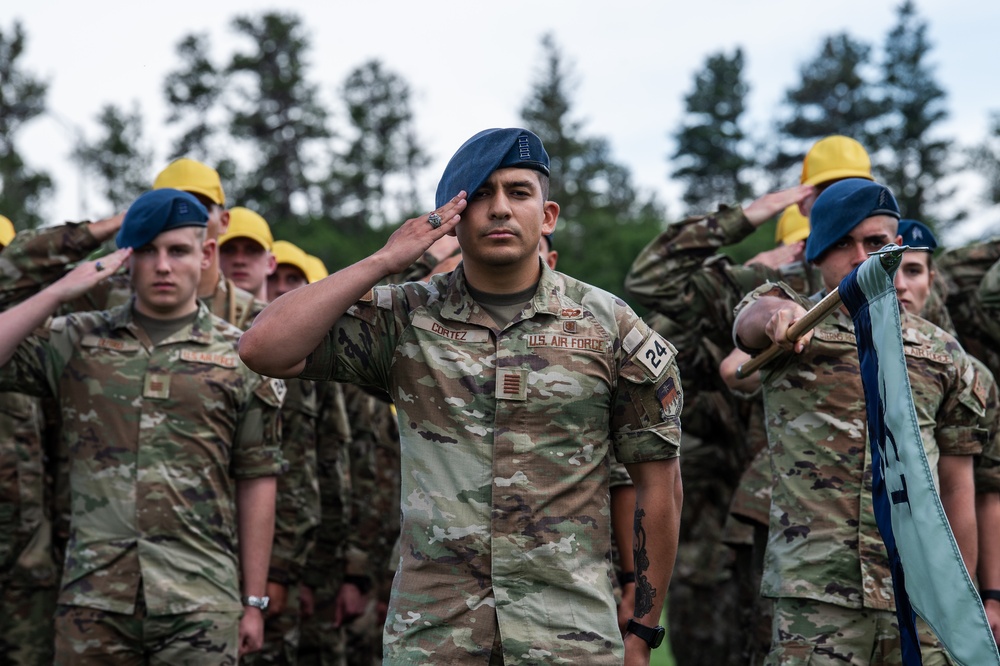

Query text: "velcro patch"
[622, 326, 645, 354]
[634, 331, 673, 378]
[81, 335, 140, 353]
[143, 373, 170, 399]
[180, 350, 239, 368]
[496, 368, 528, 401]
[560, 308, 583, 319]
[973, 373, 988, 410]
[527, 333, 606, 353]
[412, 314, 490, 343]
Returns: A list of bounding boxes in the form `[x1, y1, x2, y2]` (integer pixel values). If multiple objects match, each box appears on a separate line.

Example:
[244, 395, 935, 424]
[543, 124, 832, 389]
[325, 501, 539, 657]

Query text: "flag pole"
[735, 248, 906, 380]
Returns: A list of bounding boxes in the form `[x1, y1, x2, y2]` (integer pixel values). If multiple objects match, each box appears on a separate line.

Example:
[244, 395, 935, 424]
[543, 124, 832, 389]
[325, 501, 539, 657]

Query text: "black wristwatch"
[626, 618, 665, 649]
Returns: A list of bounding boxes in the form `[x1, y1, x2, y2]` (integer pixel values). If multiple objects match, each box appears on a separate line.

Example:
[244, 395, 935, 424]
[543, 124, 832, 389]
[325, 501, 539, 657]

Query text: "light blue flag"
[839, 246, 1000, 666]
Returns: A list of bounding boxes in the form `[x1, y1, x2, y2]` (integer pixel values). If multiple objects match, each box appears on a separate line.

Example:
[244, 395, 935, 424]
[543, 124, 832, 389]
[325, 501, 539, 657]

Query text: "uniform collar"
[438, 260, 564, 325]
[110, 297, 218, 346]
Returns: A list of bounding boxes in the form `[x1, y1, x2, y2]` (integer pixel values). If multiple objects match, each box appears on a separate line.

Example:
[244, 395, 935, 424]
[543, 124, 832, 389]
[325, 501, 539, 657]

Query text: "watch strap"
[626, 618, 665, 649]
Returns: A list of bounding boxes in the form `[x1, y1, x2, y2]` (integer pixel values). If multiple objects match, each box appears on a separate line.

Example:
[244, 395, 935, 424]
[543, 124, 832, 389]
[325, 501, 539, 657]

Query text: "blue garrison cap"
[805, 178, 900, 263]
[435, 128, 550, 208]
[116, 189, 209, 249]
[898, 219, 937, 251]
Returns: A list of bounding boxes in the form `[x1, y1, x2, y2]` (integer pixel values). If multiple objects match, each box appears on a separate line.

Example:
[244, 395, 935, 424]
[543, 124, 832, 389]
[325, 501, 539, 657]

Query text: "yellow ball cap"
[153, 158, 226, 206]
[303, 255, 328, 284]
[0, 214, 15, 247]
[774, 205, 810, 245]
[800, 136, 874, 187]
[219, 207, 273, 251]
[272, 240, 311, 280]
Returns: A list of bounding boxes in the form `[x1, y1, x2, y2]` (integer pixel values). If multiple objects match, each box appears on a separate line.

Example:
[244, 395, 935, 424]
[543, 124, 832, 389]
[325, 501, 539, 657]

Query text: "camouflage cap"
[435, 128, 550, 208]
[116, 189, 209, 249]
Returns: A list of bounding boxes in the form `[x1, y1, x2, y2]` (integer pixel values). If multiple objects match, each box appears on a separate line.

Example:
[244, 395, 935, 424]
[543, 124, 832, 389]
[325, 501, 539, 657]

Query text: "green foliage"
[72, 103, 153, 214]
[520, 34, 665, 307]
[0, 20, 52, 229]
[671, 48, 753, 214]
[320, 59, 429, 235]
[226, 12, 332, 231]
[967, 111, 1000, 209]
[873, 0, 953, 224]
[163, 33, 223, 162]
[769, 33, 882, 182]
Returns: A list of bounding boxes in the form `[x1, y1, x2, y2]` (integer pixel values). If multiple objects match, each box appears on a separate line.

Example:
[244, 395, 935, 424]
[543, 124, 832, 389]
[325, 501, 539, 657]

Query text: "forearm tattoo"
[633, 507, 655, 618]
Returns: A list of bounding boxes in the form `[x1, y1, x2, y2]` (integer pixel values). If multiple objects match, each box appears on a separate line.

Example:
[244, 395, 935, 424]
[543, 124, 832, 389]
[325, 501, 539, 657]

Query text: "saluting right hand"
[375, 192, 466, 276]
[48, 248, 132, 304]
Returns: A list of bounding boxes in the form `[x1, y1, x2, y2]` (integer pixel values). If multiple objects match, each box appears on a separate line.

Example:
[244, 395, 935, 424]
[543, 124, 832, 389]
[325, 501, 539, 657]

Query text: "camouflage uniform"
[733, 282, 985, 664]
[0, 300, 285, 662]
[0, 391, 60, 665]
[297, 380, 356, 666]
[939, 239, 1000, 387]
[300, 263, 683, 665]
[1, 222, 309, 665]
[246, 376, 322, 666]
[626, 207, 824, 666]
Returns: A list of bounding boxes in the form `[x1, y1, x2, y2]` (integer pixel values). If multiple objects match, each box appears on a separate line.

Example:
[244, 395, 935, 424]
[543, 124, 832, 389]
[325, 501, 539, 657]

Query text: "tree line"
[1, 2, 998, 304]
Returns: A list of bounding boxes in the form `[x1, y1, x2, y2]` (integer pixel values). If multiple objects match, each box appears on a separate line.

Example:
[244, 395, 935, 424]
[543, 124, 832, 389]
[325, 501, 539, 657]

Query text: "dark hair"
[537, 173, 550, 201]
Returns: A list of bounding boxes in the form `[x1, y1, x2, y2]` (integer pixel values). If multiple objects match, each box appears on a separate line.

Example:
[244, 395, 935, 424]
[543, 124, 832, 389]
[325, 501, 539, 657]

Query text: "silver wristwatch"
[242, 595, 270, 611]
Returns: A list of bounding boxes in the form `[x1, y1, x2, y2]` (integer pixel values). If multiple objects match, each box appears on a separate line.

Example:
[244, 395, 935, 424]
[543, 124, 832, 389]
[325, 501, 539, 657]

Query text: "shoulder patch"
[633, 330, 675, 378]
[270, 378, 287, 404]
[972, 372, 989, 410]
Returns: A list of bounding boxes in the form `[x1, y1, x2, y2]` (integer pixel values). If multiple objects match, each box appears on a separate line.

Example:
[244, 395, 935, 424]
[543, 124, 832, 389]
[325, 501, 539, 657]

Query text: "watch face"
[650, 626, 665, 649]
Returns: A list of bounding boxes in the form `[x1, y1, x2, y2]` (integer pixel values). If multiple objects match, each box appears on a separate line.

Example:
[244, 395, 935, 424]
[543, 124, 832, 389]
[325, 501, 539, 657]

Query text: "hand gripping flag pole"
[839, 246, 999, 666]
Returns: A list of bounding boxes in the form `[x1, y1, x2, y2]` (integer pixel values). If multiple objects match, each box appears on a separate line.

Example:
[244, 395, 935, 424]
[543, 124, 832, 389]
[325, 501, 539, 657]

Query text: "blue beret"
[805, 178, 900, 263]
[898, 219, 937, 251]
[116, 189, 209, 249]
[435, 128, 550, 208]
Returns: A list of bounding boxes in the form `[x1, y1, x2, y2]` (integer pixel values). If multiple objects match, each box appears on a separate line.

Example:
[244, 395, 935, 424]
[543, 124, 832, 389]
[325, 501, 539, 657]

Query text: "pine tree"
[72, 103, 154, 214]
[321, 59, 429, 235]
[519, 34, 662, 304]
[874, 0, 952, 223]
[163, 33, 224, 162]
[0, 21, 52, 229]
[226, 12, 332, 229]
[671, 48, 754, 213]
[770, 33, 882, 182]
[968, 111, 1000, 208]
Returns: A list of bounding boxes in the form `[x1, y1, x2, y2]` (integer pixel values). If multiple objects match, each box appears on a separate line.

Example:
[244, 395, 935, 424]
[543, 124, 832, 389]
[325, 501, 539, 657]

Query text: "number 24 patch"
[635, 332, 673, 378]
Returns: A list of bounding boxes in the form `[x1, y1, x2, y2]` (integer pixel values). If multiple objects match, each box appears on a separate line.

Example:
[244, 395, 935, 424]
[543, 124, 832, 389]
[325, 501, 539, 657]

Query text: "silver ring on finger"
[427, 212, 443, 229]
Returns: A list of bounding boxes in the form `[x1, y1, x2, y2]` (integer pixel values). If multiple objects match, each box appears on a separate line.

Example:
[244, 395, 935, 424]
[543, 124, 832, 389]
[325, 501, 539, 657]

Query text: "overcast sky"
[11, 0, 1000, 242]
